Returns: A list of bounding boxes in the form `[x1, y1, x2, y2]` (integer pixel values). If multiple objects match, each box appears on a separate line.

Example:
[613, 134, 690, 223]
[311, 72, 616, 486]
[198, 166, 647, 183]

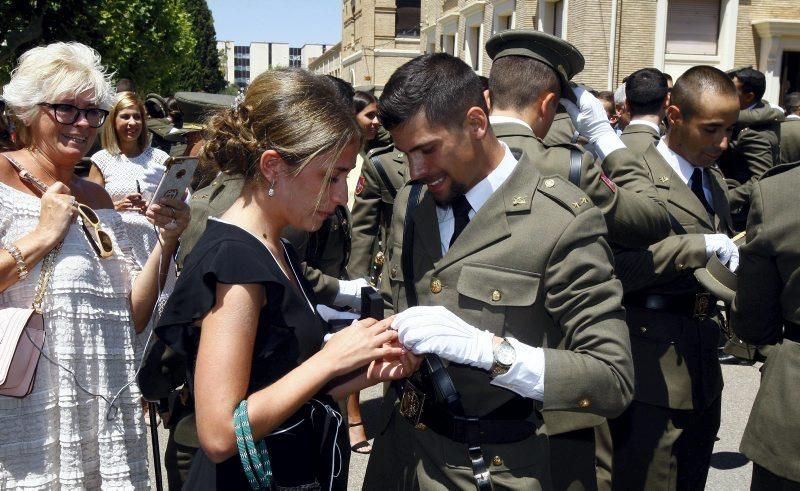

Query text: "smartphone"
[149, 156, 198, 206]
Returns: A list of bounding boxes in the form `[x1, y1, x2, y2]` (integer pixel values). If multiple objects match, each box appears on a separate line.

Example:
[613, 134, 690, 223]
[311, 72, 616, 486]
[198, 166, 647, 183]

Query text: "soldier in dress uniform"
[780, 92, 800, 164]
[347, 143, 407, 285]
[620, 68, 669, 157]
[608, 66, 741, 490]
[363, 52, 634, 491]
[717, 67, 784, 230]
[483, 30, 671, 490]
[730, 160, 800, 490]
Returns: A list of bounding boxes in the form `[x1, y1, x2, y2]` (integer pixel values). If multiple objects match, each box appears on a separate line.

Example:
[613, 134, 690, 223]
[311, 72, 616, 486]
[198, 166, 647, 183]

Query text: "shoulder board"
[760, 160, 800, 180]
[536, 174, 592, 215]
[367, 143, 395, 159]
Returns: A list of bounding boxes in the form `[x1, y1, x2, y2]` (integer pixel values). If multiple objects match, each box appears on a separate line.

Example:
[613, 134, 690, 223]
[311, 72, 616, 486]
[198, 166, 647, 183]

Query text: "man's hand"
[704, 234, 739, 271]
[560, 85, 626, 160]
[334, 278, 371, 311]
[391, 306, 495, 370]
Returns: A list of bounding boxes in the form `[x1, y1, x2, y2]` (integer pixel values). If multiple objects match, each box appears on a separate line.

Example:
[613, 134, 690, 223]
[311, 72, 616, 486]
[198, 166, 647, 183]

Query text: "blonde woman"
[89, 91, 170, 268]
[0, 42, 189, 489]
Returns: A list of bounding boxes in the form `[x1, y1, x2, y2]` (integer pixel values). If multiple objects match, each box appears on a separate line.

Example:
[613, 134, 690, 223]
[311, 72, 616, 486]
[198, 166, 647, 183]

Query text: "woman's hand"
[34, 182, 77, 247]
[113, 193, 146, 213]
[145, 195, 190, 245]
[367, 340, 423, 382]
[321, 316, 404, 377]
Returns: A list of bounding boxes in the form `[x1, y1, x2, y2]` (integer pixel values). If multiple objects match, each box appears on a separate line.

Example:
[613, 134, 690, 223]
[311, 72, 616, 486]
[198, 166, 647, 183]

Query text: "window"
[289, 47, 302, 68]
[666, 0, 720, 55]
[540, 0, 564, 38]
[465, 25, 482, 70]
[396, 0, 421, 38]
[443, 34, 456, 55]
[493, 0, 516, 34]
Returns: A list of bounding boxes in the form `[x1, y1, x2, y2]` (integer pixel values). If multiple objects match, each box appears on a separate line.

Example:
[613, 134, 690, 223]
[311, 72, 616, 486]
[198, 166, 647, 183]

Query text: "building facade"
[419, 0, 800, 105]
[217, 41, 331, 87]
[327, 0, 422, 92]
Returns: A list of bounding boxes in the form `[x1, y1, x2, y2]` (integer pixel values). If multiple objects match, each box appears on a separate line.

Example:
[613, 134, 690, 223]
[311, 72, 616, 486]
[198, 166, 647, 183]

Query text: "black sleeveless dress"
[156, 219, 344, 490]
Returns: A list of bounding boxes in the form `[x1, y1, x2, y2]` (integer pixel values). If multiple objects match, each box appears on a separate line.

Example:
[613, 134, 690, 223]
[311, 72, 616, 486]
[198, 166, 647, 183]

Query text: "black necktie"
[690, 168, 714, 215]
[449, 195, 472, 247]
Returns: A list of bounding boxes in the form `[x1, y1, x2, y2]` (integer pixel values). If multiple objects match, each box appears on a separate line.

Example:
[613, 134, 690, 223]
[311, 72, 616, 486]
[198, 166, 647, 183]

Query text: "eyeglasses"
[76, 204, 114, 258]
[38, 103, 109, 128]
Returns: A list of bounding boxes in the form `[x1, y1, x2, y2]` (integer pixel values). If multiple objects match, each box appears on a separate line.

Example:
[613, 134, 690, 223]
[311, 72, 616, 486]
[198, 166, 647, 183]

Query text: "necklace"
[26, 148, 64, 185]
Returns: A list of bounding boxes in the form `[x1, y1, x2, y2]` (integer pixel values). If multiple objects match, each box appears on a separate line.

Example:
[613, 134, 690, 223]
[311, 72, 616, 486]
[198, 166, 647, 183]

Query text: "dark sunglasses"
[76, 203, 114, 258]
[38, 103, 109, 128]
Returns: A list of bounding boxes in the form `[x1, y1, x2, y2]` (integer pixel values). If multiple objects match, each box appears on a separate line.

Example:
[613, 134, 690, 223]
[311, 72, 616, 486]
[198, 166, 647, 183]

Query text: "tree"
[0, 0, 223, 95]
[176, 0, 226, 93]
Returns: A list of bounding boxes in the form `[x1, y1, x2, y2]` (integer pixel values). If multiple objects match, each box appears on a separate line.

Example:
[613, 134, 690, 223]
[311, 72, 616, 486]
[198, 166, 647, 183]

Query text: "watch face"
[495, 340, 516, 367]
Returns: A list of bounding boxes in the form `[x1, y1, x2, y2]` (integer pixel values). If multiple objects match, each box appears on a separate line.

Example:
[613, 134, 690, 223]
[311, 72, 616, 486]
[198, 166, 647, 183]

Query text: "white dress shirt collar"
[437, 142, 519, 254]
[657, 138, 698, 185]
[489, 115, 533, 132]
[628, 119, 661, 133]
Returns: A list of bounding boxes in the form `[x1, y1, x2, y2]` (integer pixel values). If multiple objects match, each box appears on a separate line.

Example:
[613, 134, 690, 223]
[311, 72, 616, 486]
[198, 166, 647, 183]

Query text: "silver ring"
[170, 207, 176, 218]
[71, 197, 77, 206]
[170, 218, 177, 226]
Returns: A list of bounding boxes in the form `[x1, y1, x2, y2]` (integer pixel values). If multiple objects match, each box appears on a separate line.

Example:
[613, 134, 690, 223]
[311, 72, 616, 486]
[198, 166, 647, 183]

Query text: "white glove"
[392, 306, 495, 370]
[703, 234, 739, 271]
[560, 85, 626, 160]
[334, 278, 371, 311]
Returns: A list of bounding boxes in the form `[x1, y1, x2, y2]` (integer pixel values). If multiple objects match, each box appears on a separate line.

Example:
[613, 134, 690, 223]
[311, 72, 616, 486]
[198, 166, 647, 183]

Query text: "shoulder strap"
[402, 183, 424, 307]
[370, 154, 398, 200]
[568, 149, 582, 186]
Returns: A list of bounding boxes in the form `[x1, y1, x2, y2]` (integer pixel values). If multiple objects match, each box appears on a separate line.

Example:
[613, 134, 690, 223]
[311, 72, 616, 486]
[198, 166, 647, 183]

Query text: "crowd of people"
[0, 26, 797, 491]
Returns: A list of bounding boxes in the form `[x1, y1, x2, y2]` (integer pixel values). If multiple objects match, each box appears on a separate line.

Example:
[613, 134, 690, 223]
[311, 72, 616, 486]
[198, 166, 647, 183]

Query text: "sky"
[208, 0, 343, 47]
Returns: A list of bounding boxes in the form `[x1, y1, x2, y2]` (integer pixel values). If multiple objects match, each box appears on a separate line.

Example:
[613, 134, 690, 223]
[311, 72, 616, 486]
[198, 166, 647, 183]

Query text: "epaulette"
[367, 143, 395, 159]
[760, 160, 800, 180]
[536, 174, 592, 215]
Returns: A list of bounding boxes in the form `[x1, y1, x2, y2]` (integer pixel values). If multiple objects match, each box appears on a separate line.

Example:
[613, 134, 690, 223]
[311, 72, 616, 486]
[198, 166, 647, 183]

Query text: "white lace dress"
[90, 147, 169, 269]
[0, 183, 150, 489]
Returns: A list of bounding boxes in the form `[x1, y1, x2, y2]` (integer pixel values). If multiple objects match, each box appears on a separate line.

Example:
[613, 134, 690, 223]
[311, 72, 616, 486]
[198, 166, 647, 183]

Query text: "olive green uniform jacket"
[347, 145, 407, 282]
[717, 102, 784, 220]
[731, 162, 800, 483]
[613, 144, 733, 410]
[493, 121, 670, 249]
[543, 111, 583, 147]
[779, 117, 800, 164]
[620, 122, 661, 158]
[364, 148, 634, 490]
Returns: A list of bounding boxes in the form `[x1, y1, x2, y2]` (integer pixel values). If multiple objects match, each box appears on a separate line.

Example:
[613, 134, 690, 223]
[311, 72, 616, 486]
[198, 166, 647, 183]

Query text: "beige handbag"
[0, 245, 61, 397]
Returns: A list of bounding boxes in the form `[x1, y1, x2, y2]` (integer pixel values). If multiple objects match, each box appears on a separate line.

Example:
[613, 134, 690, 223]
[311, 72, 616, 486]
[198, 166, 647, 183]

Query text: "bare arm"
[86, 162, 106, 187]
[195, 282, 403, 463]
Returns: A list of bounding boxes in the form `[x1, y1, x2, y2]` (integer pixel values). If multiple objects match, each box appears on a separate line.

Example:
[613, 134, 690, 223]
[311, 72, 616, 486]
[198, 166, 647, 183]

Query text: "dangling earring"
[267, 180, 275, 197]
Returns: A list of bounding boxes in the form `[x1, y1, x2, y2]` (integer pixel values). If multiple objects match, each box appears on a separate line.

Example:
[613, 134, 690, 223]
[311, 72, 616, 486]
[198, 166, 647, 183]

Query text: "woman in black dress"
[156, 69, 419, 490]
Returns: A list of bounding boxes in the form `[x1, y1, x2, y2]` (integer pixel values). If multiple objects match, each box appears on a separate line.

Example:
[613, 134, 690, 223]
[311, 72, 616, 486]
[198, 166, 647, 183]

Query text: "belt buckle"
[399, 380, 427, 430]
[693, 292, 712, 319]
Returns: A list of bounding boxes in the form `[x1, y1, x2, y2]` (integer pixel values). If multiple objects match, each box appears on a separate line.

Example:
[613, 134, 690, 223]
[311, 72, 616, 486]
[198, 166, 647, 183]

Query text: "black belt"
[625, 292, 716, 319]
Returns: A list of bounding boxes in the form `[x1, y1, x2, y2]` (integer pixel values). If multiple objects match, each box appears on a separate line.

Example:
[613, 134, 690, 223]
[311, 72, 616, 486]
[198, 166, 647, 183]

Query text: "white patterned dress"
[90, 147, 169, 269]
[0, 182, 150, 489]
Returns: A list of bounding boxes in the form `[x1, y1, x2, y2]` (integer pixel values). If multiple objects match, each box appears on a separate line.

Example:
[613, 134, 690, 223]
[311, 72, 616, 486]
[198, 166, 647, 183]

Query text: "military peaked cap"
[164, 92, 236, 142]
[486, 29, 584, 102]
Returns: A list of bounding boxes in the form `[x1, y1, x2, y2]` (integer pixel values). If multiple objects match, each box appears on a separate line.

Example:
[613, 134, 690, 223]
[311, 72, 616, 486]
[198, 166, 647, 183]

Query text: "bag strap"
[568, 149, 582, 186]
[401, 182, 424, 308]
[370, 154, 398, 200]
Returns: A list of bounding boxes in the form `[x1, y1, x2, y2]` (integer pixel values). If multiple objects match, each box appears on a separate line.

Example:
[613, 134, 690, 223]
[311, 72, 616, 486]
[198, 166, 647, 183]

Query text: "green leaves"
[0, 0, 225, 95]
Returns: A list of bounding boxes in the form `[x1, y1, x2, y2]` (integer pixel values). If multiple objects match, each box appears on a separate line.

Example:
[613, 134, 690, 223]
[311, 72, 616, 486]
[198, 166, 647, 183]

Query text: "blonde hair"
[201, 69, 360, 198]
[101, 91, 151, 155]
[3, 42, 115, 125]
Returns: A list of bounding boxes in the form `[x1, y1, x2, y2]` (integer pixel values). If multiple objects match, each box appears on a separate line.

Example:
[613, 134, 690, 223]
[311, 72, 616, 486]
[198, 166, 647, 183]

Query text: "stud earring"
[267, 180, 275, 197]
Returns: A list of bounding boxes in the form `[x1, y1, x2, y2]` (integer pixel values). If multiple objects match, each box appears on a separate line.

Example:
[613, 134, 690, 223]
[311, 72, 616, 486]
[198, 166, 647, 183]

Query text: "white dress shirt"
[657, 138, 713, 207]
[488, 114, 533, 132]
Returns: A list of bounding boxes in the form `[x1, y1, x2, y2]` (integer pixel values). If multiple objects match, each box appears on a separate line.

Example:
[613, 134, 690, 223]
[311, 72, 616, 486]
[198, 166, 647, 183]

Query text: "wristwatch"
[489, 338, 516, 378]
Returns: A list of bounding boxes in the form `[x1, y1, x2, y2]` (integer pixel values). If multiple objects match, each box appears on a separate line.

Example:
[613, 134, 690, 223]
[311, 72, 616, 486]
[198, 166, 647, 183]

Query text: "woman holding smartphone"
[156, 68, 419, 489]
[88, 91, 170, 268]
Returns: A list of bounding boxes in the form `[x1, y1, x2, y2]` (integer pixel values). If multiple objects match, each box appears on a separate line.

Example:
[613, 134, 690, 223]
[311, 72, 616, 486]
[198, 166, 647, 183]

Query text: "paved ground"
[147, 362, 761, 490]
